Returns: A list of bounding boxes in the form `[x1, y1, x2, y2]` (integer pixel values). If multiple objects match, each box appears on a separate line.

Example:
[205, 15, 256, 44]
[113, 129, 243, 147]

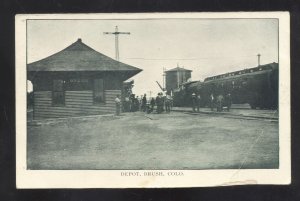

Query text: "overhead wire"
[124, 54, 275, 61]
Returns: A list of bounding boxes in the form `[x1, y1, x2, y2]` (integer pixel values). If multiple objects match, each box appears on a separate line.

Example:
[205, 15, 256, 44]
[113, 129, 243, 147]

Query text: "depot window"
[93, 79, 104, 104]
[52, 79, 65, 106]
[64, 78, 90, 91]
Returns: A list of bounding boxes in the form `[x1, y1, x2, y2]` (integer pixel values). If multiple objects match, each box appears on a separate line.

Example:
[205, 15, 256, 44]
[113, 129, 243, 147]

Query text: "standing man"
[124, 96, 130, 112]
[135, 96, 140, 112]
[115, 95, 121, 116]
[150, 97, 155, 113]
[160, 93, 165, 113]
[216, 94, 224, 112]
[225, 93, 232, 111]
[136, 96, 139, 111]
[191, 93, 197, 112]
[196, 94, 201, 112]
[156, 93, 161, 114]
[156, 93, 163, 114]
[130, 94, 136, 112]
[142, 94, 147, 112]
[210, 93, 215, 111]
[165, 94, 171, 113]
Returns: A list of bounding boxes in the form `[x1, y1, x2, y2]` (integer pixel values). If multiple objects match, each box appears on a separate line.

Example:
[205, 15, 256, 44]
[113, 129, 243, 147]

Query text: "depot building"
[27, 38, 142, 119]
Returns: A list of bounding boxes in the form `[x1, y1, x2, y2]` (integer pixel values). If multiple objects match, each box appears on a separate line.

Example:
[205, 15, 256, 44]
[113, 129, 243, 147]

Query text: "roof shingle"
[27, 39, 142, 74]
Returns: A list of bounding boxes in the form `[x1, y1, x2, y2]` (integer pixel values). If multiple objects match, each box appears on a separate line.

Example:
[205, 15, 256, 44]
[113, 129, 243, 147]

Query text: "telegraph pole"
[177, 64, 180, 88]
[104, 26, 130, 61]
[257, 53, 261, 66]
[162, 67, 166, 90]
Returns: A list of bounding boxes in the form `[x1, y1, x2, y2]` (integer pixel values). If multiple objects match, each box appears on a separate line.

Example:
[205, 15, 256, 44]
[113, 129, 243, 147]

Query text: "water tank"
[165, 67, 192, 93]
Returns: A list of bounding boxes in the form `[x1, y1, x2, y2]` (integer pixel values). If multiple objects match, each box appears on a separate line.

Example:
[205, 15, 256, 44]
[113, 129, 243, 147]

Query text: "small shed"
[27, 38, 142, 119]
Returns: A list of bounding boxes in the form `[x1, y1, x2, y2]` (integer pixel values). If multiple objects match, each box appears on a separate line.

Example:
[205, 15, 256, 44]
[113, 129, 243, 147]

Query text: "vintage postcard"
[16, 12, 290, 188]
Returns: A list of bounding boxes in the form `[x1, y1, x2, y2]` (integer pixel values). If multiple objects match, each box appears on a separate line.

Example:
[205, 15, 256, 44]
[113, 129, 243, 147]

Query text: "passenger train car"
[173, 62, 279, 109]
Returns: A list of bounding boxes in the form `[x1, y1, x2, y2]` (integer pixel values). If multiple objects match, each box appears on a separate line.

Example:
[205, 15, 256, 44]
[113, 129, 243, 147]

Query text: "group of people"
[191, 93, 201, 112]
[155, 92, 172, 114]
[115, 94, 140, 115]
[191, 92, 232, 113]
[116, 91, 233, 116]
[115, 92, 173, 115]
[209, 93, 232, 112]
[122, 94, 147, 113]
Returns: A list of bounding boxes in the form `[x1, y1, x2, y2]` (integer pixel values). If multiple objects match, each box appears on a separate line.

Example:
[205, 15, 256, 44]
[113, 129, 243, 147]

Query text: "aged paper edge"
[15, 12, 291, 188]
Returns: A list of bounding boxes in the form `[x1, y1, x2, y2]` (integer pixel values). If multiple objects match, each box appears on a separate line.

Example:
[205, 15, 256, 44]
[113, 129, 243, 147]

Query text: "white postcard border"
[16, 12, 290, 188]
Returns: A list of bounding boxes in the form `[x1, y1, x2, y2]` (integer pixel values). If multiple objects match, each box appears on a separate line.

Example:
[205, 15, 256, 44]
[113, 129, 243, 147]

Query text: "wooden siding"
[33, 90, 121, 119]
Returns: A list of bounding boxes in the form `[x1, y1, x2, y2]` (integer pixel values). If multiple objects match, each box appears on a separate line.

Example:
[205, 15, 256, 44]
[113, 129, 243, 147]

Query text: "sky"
[27, 19, 278, 96]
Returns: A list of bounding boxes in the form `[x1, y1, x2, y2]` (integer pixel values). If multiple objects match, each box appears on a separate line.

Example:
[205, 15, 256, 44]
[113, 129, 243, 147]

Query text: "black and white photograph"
[15, 13, 290, 188]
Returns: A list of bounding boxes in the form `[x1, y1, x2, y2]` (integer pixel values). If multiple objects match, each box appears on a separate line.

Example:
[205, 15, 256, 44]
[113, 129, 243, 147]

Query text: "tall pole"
[177, 69, 180, 88]
[182, 66, 185, 82]
[115, 26, 119, 60]
[177, 63, 180, 88]
[104, 26, 130, 61]
[163, 67, 166, 91]
[257, 53, 261, 66]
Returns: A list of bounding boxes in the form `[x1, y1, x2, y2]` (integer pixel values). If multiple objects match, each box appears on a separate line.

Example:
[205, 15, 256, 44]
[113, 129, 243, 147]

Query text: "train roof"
[188, 81, 202, 88]
[180, 80, 199, 87]
[204, 62, 278, 82]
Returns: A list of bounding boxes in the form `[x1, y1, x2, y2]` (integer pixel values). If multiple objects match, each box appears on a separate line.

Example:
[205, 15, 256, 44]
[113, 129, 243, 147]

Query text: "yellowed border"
[16, 12, 290, 188]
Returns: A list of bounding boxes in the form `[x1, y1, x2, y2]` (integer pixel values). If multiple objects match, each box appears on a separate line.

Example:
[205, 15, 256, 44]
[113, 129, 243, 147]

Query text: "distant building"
[27, 38, 142, 119]
[165, 66, 192, 93]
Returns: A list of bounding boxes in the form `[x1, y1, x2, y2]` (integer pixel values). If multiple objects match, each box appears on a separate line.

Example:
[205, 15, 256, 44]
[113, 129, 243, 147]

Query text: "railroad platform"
[27, 110, 279, 169]
[172, 106, 278, 121]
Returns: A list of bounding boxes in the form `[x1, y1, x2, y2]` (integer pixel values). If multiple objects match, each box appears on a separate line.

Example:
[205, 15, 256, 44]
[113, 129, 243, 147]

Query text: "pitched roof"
[166, 67, 192, 72]
[27, 39, 142, 74]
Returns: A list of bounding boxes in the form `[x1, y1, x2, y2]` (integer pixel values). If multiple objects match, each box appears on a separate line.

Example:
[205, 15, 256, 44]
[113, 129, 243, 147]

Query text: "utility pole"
[177, 64, 180, 89]
[104, 26, 130, 61]
[182, 66, 186, 82]
[257, 53, 261, 66]
[162, 67, 166, 90]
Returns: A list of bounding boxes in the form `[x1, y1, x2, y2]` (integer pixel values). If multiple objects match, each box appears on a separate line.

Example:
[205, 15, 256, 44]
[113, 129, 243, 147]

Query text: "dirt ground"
[27, 111, 279, 170]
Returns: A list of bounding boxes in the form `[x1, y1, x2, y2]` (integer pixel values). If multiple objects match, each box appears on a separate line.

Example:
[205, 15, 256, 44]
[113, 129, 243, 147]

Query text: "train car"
[173, 62, 279, 109]
[173, 81, 202, 107]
